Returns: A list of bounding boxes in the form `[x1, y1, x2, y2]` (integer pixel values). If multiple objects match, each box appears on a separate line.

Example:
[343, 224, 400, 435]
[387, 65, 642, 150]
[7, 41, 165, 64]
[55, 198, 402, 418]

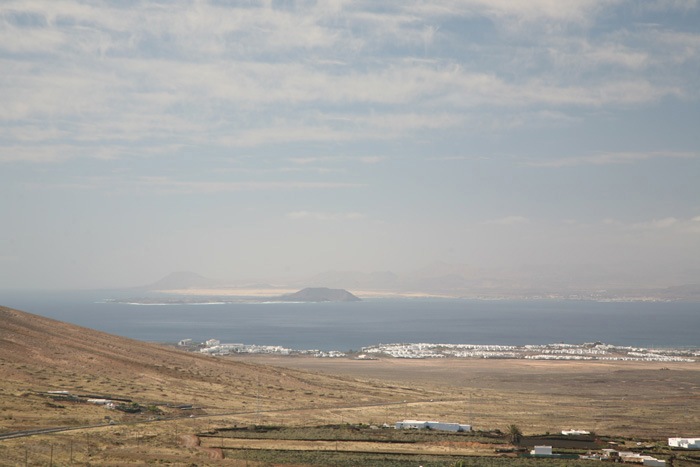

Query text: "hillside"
[1, 306, 699, 466]
[0, 305, 420, 430]
[0, 305, 443, 465]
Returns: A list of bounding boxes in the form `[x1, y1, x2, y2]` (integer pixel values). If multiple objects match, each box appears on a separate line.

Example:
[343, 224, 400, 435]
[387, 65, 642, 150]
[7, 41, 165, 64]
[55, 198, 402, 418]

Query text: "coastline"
[150, 287, 699, 302]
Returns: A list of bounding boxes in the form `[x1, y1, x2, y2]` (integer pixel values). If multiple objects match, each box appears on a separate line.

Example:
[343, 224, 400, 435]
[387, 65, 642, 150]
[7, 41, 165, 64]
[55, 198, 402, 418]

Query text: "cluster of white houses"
[361, 342, 696, 362]
[187, 339, 346, 357]
[669, 438, 700, 449]
[394, 421, 699, 464]
[198, 339, 293, 356]
[181, 338, 698, 362]
[581, 449, 666, 466]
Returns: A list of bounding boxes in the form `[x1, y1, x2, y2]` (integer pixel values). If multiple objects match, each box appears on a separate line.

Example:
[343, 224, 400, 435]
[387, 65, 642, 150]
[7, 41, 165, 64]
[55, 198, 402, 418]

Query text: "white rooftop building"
[562, 429, 590, 435]
[87, 399, 115, 409]
[669, 438, 700, 449]
[618, 452, 666, 466]
[531, 446, 553, 456]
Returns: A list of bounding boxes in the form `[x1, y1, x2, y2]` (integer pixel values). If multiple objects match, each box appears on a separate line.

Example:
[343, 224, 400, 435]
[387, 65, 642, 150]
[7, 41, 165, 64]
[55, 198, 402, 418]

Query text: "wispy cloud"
[405, 0, 626, 25]
[133, 177, 365, 194]
[288, 155, 383, 165]
[526, 151, 698, 167]
[359, 156, 383, 164]
[26, 176, 365, 194]
[285, 211, 366, 221]
[0, 144, 125, 163]
[281, 167, 344, 174]
[2, 0, 696, 164]
[481, 216, 530, 225]
[632, 217, 679, 230]
[602, 216, 700, 233]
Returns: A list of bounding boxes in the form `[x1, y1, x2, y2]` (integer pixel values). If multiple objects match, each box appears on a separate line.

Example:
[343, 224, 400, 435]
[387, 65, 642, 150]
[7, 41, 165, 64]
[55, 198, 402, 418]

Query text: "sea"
[1, 290, 699, 351]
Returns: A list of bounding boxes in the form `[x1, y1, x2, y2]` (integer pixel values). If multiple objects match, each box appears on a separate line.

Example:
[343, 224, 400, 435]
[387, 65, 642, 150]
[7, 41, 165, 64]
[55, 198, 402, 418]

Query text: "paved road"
[0, 424, 109, 440]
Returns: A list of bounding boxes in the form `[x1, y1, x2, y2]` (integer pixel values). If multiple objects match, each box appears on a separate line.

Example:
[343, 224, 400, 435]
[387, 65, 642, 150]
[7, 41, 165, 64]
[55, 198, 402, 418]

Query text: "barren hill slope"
[0, 305, 427, 433]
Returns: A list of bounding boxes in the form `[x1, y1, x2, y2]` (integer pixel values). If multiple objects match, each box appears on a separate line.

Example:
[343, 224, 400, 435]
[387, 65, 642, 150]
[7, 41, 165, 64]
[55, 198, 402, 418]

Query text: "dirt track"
[180, 434, 224, 459]
[200, 436, 496, 457]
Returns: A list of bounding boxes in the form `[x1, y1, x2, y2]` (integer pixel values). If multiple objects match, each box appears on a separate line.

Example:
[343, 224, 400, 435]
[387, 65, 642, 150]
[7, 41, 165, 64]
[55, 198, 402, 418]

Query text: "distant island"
[108, 287, 361, 305]
[115, 270, 700, 303]
[279, 287, 360, 302]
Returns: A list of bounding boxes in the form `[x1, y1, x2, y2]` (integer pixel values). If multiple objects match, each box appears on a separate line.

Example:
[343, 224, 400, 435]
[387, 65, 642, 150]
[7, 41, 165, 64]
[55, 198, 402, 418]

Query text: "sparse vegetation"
[1, 304, 699, 466]
[209, 424, 504, 444]
[508, 424, 523, 445]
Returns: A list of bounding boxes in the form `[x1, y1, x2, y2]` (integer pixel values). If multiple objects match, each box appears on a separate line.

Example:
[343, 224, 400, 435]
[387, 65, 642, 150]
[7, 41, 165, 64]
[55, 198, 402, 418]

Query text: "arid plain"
[1, 304, 699, 466]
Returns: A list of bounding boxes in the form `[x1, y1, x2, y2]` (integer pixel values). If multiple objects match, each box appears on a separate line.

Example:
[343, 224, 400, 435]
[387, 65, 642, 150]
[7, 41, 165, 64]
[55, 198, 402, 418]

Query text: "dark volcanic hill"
[279, 287, 361, 302]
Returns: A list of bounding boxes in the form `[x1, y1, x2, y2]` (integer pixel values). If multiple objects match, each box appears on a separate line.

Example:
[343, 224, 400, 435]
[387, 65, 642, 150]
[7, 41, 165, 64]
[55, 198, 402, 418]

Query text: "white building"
[395, 420, 471, 432]
[178, 338, 192, 346]
[562, 429, 590, 435]
[205, 338, 220, 347]
[618, 453, 666, 466]
[669, 438, 700, 449]
[87, 399, 115, 409]
[531, 446, 553, 456]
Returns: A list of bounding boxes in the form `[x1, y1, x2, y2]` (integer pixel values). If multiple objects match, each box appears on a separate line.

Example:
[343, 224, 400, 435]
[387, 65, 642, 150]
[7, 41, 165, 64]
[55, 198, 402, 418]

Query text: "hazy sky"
[1, 0, 699, 289]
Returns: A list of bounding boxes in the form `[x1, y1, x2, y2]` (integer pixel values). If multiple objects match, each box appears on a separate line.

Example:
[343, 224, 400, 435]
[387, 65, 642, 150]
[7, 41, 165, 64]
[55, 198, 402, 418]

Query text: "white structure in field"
[205, 338, 220, 347]
[562, 429, 590, 435]
[531, 446, 553, 455]
[618, 452, 666, 466]
[87, 399, 115, 409]
[669, 438, 700, 449]
[395, 420, 471, 432]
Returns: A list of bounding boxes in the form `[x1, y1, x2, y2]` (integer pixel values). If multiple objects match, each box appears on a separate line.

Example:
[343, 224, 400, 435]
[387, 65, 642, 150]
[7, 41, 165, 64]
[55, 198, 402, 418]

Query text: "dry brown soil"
[2, 304, 699, 466]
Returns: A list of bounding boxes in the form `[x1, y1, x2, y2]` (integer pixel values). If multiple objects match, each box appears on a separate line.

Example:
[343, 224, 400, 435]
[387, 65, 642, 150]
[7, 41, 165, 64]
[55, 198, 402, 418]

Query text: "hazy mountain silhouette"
[280, 287, 361, 302]
[145, 271, 223, 290]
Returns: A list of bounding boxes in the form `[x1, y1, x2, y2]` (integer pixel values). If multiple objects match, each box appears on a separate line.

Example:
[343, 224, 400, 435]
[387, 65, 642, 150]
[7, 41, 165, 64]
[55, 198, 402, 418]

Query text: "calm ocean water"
[2, 290, 699, 351]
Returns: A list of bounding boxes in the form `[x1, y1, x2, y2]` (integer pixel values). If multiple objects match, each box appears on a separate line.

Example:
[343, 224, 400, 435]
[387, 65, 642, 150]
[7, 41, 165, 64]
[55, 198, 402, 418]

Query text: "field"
[1, 305, 700, 466]
[198, 424, 700, 467]
[233, 354, 700, 438]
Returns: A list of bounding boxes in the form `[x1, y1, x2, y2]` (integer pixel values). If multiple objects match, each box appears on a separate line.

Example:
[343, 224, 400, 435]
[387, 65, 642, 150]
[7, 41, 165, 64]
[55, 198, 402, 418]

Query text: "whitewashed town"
[183, 339, 698, 362]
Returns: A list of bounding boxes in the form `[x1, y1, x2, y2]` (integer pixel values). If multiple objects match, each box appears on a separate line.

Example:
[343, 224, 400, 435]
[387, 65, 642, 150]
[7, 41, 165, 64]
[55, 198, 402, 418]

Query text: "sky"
[1, 0, 699, 290]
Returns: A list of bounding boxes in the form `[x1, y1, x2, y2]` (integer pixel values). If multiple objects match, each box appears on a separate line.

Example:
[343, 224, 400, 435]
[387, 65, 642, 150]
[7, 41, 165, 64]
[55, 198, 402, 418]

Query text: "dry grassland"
[233, 354, 700, 438]
[1, 304, 699, 466]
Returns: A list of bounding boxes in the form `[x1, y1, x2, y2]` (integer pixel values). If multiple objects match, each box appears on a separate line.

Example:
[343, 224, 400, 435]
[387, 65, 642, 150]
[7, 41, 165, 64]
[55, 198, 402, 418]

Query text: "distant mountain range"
[298, 262, 700, 301]
[110, 286, 360, 304]
[129, 264, 700, 302]
[145, 271, 224, 290]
